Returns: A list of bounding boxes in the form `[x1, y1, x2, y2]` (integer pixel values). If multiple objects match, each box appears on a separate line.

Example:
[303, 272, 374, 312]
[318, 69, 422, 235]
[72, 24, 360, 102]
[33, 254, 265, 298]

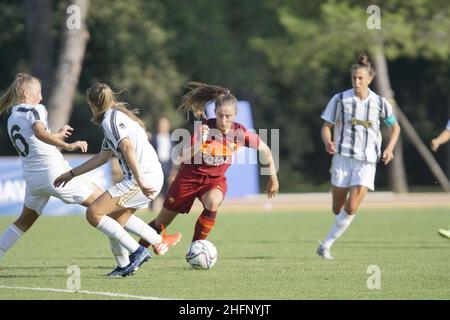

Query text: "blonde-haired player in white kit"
[0, 73, 103, 263]
[54, 83, 181, 277]
[431, 119, 450, 239]
[317, 54, 401, 259]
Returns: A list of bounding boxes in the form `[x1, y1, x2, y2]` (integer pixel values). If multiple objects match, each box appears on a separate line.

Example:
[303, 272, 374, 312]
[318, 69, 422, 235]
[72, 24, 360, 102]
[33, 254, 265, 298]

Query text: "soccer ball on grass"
[186, 240, 218, 270]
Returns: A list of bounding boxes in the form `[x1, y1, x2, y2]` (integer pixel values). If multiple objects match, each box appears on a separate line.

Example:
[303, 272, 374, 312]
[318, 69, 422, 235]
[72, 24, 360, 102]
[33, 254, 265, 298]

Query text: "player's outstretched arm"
[53, 149, 112, 187]
[431, 129, 450, 152]
[33, 122, 88, 152]
[119, 138, 157, 198]
[258, 140, 279, 199]
[382, 122, 401, 165]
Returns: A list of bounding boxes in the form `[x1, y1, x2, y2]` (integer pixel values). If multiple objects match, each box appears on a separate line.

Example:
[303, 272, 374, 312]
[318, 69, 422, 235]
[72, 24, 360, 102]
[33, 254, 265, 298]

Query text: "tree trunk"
[395, 106, 450, 191]
[47, 0, 90, 132]
[374, 44, 450, 192]
[373, 46, 409, 193]
[24, 0, 54, 101]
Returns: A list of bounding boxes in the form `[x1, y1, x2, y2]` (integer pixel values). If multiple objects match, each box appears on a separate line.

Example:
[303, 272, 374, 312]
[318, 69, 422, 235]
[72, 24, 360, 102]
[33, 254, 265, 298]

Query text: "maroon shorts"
[163, 173, 227, 213]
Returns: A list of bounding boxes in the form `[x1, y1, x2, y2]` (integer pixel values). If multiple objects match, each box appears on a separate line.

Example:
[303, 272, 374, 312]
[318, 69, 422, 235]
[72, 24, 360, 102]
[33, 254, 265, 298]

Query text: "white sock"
[96, 216, 139, 253]
[0, 224, 24, 260]
[322, 209, 355, 249]
[108, 237, 130, 268]
[124, 215, 162, 245]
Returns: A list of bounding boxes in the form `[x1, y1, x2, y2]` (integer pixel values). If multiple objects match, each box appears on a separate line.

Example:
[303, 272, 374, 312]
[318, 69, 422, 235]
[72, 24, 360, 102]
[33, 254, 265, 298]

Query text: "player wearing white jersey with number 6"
[430, 119, 450, 239]
[0, 73, 103, 263]
[317, 54, 401, 259]
[54, 83, 181, 277]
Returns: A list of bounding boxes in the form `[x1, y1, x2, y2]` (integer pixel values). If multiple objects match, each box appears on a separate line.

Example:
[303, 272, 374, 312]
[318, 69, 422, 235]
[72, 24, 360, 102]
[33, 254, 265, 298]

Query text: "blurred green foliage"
[0, 0, 449, 191]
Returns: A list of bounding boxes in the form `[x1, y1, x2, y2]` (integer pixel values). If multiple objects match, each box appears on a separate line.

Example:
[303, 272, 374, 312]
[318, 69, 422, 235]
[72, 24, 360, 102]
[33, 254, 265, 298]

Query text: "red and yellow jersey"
[179, 118, 260, 177]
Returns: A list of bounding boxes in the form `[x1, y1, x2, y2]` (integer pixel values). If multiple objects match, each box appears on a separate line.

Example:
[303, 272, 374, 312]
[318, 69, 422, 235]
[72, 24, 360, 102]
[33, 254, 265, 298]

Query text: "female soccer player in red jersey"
[139, 82, 279, 253]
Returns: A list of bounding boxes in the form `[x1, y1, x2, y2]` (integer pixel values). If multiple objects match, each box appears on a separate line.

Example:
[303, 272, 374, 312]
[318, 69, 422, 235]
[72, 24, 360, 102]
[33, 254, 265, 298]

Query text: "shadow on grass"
[0, 265, 114, 271]
[220, 256, 275, 260]
[0, 274, 62, 279]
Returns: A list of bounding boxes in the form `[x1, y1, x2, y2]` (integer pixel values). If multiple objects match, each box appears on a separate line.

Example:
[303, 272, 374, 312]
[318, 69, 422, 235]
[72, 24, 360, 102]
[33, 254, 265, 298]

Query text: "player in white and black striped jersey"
[0, 74, 103, 264]
[317, 54, 401, 259]
[54, 83, 181, 277]
[431, 119, 450, 239]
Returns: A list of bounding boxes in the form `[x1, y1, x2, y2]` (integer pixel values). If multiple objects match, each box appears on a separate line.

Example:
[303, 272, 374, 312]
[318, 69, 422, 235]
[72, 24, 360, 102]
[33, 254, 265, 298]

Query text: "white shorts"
[330, 154, 376, 191]
[108, 170, 164, 209]
[24, 161, 97, 215]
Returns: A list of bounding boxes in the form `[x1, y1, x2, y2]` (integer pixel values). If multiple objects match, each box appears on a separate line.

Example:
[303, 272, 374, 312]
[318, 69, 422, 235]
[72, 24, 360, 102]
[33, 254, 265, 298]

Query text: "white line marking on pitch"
[0, 285, 173, 300]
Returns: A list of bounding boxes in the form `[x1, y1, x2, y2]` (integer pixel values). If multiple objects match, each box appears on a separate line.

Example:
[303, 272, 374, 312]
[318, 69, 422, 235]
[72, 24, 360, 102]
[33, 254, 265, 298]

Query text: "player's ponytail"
[351, 53, 376, 77]
[87, 83, 145, 128]
[178, 82, 237, 119]
[0, 73, 40, 114]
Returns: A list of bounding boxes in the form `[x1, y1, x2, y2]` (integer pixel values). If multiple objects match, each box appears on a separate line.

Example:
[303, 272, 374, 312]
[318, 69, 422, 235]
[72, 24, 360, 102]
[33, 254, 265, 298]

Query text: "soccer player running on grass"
[0, 73, 103, 263]
[54, 83, 181, 277]
[138, 82, 279, 252]
[317, 54, 401, 259]
[430, 119, 450, 239]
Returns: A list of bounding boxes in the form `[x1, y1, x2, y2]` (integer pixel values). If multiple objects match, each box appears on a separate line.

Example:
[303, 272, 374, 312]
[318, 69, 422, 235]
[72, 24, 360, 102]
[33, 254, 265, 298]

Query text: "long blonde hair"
[0, 73, 41, 114]
[178, 82, 237, 119]
[87, 83, 145, 128]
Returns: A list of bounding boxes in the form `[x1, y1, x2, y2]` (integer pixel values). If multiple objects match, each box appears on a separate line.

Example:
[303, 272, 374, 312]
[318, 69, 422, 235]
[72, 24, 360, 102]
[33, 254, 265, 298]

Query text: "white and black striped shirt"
[321, 88, 395, 163]
[7, 104, 64, 176]
[101, 108, 161, 181]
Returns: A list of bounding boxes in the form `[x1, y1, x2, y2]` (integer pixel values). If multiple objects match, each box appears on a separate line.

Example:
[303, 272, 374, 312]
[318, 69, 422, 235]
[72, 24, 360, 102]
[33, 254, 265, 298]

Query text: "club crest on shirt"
[119, 122, 126, 129]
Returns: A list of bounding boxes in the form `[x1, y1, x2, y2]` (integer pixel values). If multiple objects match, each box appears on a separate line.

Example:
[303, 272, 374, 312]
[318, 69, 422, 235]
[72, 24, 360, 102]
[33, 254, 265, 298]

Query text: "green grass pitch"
[0, 207, 449, 300]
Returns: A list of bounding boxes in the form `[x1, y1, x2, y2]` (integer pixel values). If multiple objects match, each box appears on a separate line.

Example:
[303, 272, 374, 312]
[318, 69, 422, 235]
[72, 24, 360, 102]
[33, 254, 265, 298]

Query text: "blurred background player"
[317, 54, 401, 259]
[430, 119, 450, 239]
[0, 73, 103, 263]
[139, 82, 279, 252]
[54, 83, 181, 277]
[149, 117, 177, 211]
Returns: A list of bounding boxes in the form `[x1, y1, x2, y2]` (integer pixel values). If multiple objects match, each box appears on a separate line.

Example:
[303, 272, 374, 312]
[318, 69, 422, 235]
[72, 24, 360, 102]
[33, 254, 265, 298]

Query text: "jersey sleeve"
[102, 110, 130, 150]
[380, 98, 398, 127]
[28, 104, 48, 128]
[446, 119, 450, 131]
[101, 138, 111, 151]
[237, 123, 260, 149]
[321, 94, 340, 124]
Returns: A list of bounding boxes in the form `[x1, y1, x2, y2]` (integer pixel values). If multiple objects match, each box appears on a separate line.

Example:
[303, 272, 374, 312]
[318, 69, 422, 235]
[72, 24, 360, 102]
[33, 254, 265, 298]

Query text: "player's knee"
[204, 201, 220, 212]
[332, 205, 342, 215]
[345, 203, 359, 214]
[86, 205, 102, 226]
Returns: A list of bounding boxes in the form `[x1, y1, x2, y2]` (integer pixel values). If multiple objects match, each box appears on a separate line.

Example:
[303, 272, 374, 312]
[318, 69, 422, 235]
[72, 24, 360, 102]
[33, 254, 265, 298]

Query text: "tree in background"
[0, 0, 449, 192]
[24, 0, 54, 100]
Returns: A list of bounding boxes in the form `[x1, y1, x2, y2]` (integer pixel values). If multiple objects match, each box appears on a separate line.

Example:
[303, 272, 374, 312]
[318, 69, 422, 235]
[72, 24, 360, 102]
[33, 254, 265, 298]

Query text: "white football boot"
[316, 242, 334, 260]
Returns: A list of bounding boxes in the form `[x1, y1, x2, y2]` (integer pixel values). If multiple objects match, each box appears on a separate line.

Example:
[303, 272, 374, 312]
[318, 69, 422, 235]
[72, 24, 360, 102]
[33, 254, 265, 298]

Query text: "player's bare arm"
[54, 149, 112, 187]
[33, 122, 87, 152]
[119, 138, 157, 198]
[382, 122, 401, 165]
[258, 140, 279, 198]
[431, 129, 450, 152]
[321, 122, 336, 155]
